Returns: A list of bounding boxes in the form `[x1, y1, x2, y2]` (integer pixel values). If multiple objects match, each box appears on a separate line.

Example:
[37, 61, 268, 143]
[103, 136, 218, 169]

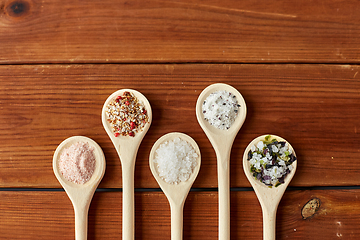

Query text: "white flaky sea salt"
[59, 142, 96, 184]
[202, 90, 240, 130]
[153, 137, 198, 184]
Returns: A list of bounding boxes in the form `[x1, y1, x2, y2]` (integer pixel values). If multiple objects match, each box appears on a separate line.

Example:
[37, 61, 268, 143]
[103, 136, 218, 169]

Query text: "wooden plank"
[1, 0, 360, 64]
[0, 190, 359, 239]
[0, 64, 359, 188]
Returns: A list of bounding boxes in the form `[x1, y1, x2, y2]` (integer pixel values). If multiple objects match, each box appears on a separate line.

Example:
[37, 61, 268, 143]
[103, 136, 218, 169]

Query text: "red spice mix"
[105, 91, 149, 137]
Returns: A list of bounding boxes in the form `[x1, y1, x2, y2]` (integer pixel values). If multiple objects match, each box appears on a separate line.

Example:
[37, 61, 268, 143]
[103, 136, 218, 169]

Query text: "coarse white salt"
[59, 141, 96, 184]
[153, 137, 198, 185]
[202, 90, 240, 130]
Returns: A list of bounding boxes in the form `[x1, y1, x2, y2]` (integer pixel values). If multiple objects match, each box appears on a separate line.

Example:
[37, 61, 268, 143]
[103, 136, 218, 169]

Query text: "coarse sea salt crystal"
[154, 137, 198, 185]
[257, 141, 264, 150]
[250, 144, 256, 152]
[59, 141, 96, 184]
[272, 145, 279, 153]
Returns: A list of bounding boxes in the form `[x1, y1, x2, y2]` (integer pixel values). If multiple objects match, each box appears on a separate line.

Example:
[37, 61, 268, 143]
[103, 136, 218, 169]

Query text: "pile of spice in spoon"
[247, 135, 297, 187]
[105, 91, 149, 137]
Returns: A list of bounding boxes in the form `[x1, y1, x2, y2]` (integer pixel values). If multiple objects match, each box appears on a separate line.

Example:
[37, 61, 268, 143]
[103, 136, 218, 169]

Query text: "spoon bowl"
[196, 83, 246, 240]
[149, 132, 201, 240]
[53, 136, 106, 240]
[102, 89, 152, 240]
[243, 134, 297, 240]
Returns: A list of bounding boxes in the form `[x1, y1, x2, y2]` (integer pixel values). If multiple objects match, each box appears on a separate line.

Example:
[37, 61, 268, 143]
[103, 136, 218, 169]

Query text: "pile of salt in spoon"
[202, 90, 241, 130]
[153, 137, 199, 185]
[59, 141, 96, 184]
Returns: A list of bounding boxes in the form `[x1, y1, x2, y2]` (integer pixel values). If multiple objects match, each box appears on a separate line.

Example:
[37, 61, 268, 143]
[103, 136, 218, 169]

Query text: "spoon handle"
[122, 162, 135, 240]
[218, 161, 230, 240]
[74, 205, 89, 240]
[262, 205, 277, 240]
[170, 202, 184, 240]
[216, 148, 231, 240]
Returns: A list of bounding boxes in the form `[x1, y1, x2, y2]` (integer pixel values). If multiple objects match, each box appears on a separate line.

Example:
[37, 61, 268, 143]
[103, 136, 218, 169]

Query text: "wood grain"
[0, 64, 359, 188]
[0, 190, 359, 239]
[1, 0, 359, 238]
[1, 0, 360, 64]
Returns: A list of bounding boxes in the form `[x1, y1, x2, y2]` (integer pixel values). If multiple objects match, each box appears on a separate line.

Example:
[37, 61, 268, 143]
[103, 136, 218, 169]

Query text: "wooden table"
[1, 0, 360, 239]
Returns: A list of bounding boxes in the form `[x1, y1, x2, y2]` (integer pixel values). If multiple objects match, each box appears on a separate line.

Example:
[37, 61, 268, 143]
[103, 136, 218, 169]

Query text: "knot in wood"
[6, 0, 30, 17]
[301, 198, 321, 219]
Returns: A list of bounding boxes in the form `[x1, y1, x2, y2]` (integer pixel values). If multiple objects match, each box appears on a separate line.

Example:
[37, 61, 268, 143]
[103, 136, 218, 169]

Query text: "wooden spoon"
[53, 136, 106, 240]
[196, 83, 247, 240]
[243, 134, 297, 240]
[102, 89, 152, 240]
[149, 132, 201, 240]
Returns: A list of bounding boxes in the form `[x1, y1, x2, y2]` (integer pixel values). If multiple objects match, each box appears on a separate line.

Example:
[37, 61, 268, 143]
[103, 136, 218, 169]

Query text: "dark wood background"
[0, 0, 359, 239]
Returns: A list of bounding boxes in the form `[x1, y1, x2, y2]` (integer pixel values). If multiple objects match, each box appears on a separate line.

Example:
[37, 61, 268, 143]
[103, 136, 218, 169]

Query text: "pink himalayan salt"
[59, 141, 96, 184]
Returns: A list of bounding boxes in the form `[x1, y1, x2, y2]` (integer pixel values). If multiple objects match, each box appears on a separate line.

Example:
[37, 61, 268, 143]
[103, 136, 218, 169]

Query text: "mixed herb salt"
[247, 135, 296, 187]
